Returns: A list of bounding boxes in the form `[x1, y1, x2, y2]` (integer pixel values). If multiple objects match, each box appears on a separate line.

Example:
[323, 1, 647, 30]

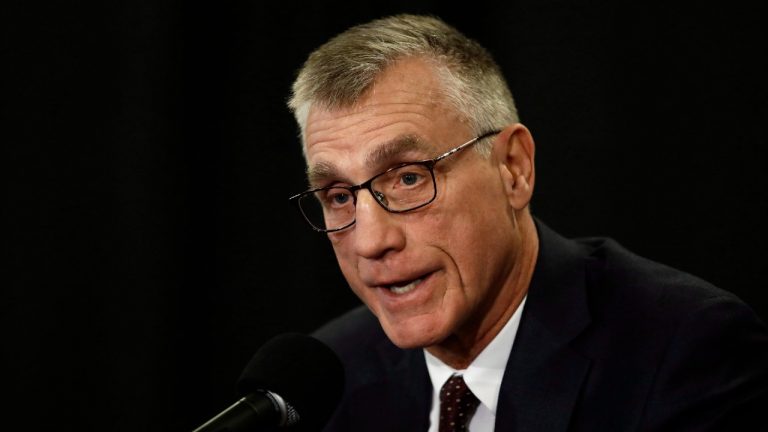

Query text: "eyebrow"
[366, 134, 435, 167]
[306, 134, 436, 187]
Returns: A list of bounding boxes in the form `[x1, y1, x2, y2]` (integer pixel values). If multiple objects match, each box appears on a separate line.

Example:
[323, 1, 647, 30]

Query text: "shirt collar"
[424, 295, 527, 414]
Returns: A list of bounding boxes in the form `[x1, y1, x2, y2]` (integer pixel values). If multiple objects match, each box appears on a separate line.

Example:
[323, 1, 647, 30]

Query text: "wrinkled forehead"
[305, 133, 439, 187]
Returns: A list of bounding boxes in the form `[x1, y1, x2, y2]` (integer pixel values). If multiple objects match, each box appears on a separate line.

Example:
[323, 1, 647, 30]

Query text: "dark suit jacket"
[313, 221, 768, 431]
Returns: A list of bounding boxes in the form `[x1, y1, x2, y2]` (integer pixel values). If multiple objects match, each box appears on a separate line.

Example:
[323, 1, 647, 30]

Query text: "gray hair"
[288, 14, 519, 156]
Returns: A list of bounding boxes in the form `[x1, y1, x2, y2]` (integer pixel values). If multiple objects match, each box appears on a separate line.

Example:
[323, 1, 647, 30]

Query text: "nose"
[351, 189, 406, 260]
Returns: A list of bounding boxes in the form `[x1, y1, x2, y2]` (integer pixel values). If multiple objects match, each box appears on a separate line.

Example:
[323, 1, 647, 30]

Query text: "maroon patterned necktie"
[439, 374, 481, 432]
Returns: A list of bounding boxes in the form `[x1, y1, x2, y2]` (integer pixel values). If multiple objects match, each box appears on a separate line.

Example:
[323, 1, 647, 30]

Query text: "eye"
[326, 189, 352, 207]
[400, 172, 420, 186]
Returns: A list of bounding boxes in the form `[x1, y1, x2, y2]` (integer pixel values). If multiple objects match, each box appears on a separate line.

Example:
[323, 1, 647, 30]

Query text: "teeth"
[388, 278, 422, 294]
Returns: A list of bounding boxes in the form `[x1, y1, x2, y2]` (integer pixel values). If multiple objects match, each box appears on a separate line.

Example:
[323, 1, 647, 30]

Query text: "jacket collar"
[494, 219, 593, 431]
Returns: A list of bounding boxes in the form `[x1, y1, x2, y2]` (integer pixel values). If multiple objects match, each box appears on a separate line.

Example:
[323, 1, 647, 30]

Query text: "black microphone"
[192, 333, 344, 432]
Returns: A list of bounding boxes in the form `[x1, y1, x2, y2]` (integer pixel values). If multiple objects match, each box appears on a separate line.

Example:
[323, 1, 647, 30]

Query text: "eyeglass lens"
[299, 163, 436, 231]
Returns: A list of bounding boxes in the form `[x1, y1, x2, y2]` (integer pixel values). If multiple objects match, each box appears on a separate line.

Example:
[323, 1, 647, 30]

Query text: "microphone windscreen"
[236, 333, 344, 431]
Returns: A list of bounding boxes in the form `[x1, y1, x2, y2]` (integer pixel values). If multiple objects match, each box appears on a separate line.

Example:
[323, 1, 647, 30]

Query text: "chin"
[378, 315, 450, 349]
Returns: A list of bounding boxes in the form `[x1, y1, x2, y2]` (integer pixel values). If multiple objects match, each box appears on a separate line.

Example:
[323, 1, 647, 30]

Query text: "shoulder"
[572, 234, 768, 358]
[577, 234, 747, 319]
[313, 304, 386, 361]
[311, 305, 429, 431]
[312, 305, 405, 387]
[570, 236, 768, 427]
[533, 221, 758, 345]
[581, 233, 768, 361]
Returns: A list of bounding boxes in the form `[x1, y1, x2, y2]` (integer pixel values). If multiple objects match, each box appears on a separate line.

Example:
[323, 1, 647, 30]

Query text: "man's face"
[304, 58, 523, 349]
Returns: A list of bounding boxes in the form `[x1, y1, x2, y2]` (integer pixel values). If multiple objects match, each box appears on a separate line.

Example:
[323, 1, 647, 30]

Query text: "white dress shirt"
[425, 296, 527, 432]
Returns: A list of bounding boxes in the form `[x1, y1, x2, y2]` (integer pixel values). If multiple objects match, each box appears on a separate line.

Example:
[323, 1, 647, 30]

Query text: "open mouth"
[387, 277, 424, 295]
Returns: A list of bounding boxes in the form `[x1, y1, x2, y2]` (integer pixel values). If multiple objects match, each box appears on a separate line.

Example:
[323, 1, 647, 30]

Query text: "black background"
[3, 1, 766, 430]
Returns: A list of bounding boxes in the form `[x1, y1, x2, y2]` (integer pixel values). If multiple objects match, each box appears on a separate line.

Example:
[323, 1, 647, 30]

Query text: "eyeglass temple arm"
[433, 130, 501, 162]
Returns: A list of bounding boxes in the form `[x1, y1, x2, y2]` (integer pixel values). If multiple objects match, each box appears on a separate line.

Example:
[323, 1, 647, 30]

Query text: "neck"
[426, 212, 538, 369]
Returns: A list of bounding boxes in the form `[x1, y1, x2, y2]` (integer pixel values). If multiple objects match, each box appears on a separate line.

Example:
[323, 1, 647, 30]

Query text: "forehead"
[304, 58, 469, 183]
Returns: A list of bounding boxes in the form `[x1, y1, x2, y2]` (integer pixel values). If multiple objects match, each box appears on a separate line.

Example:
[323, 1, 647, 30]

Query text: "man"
[287, 14, 768, 431]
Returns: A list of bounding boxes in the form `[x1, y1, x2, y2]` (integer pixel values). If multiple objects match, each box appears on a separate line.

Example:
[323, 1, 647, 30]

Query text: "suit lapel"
[495, 221, 593, 431]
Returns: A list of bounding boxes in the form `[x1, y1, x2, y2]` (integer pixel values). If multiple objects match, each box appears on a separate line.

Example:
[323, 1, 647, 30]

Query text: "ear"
[493, 123, 536, 210]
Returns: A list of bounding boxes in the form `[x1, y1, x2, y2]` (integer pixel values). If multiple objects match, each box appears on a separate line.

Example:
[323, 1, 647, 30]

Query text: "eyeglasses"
[289, 130, 501, 232]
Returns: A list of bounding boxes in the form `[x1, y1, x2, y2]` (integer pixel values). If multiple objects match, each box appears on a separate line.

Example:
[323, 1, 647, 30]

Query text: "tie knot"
[438, 374, 480, 432]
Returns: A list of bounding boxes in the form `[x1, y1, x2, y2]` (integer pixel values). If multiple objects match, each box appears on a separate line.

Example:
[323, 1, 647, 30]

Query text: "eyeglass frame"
[289, 129, 502, 233]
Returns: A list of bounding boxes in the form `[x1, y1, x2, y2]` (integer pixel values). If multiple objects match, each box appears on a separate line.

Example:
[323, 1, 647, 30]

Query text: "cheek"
[329, 238, 376, 302]
[437, 164, 506, 216]
[435, 179, 514, 278]
[436, 185, 509, 246]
